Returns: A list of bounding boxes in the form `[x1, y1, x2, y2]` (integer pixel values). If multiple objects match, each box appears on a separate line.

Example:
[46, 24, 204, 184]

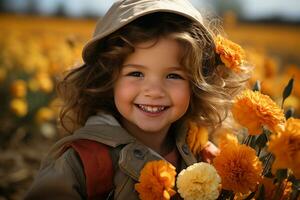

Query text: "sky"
[242, 0, 300, 20]
[3, 0, 300, 21]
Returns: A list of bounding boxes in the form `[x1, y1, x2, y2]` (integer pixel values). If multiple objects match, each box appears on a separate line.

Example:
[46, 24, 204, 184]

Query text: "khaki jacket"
[25, 114, 198, 200]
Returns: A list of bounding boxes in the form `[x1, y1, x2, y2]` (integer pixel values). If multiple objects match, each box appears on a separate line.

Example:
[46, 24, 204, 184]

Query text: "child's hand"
[200, 141, 220, 164]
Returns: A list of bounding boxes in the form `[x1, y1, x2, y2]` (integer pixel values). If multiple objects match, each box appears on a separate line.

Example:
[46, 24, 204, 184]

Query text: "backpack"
[67, 139, 114, 200]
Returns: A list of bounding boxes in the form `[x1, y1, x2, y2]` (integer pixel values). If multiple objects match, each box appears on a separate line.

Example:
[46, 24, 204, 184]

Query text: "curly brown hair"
[57, 13, 249, 133]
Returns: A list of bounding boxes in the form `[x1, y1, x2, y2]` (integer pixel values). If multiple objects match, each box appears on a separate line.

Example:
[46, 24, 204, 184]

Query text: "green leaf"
[282, 78, 294, 107]
[255, 184, 265, 200]
[275, 169, 288, 182]
[264, 171, 275, 178]
[252, 80, 261, 92]
[249, 135, 257, 148]
[244, 191, 256, 200]
[288, 175, 300, 190]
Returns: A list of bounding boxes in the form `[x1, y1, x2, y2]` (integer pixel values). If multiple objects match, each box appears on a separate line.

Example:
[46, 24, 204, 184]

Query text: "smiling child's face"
[114, 37, 191, 135]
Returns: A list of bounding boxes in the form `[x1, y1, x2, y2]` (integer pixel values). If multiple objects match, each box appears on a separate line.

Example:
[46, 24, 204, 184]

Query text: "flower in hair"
[135, 160, 176, 200]
[215, 35, 246, 72]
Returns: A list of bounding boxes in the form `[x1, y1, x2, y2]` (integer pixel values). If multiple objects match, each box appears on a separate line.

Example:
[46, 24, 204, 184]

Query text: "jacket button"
[182, 144, 190, 155]
[133, 149, 145, 160]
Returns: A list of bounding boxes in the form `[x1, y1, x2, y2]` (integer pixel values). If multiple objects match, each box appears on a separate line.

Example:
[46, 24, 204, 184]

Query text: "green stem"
[243, 135, 250, 145]
[273, 180, 284, 200]
[257, 147, 261, 157]
[263, 153, 274, 175]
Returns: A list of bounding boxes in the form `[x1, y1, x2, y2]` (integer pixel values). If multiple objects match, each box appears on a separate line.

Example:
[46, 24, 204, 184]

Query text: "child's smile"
[136, 104, 168, 114]
[114, 37, 191, 136]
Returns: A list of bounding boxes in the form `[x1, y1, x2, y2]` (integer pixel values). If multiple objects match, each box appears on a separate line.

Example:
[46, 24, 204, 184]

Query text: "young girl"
[26, 0, 248, 199]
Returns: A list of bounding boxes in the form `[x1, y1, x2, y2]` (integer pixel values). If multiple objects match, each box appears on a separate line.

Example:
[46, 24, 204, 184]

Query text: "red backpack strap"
[68, 139, 114, 200]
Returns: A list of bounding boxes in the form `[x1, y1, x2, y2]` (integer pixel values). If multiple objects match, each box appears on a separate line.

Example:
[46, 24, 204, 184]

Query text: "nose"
[142, 79, 166, 98]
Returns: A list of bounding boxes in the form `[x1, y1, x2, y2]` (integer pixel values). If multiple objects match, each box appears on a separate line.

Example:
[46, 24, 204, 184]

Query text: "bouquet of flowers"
[133, 36, 300, 200]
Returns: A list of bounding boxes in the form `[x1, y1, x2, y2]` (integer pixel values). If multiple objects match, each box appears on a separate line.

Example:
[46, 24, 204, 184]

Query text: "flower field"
[0, 14, 300, 199]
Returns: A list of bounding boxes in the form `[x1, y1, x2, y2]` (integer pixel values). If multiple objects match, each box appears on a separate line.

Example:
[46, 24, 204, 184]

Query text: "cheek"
[114, 80, 136, 107]
[171, 84, 191, 111]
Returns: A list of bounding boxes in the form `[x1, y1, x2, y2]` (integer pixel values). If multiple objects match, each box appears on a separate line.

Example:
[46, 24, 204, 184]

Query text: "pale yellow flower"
[135, 160, 176, 200]
[232, 89, 285, 135]
[268, 117, 300, 178]
[10, 98, 28, 117]
[177, 162, 221, 200]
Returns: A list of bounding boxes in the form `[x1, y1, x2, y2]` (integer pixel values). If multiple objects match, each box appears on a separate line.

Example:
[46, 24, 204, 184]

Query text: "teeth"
[138, 105, 166, 113]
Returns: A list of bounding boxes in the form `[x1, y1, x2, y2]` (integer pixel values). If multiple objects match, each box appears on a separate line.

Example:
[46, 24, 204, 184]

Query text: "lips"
[136, 104, 168, 113]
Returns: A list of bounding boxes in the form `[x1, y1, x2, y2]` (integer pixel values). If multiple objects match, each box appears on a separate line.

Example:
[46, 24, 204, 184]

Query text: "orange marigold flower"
[214, 128, 239, 147]
[186, 122, 208, 156]
[213, 140, 263, 194]
[268, 117, 300, 178]
[232, 90, 285, 135]
[10, 79, 27, 98]
[215, 35, 246, 73]
[135, 160, 176, 200]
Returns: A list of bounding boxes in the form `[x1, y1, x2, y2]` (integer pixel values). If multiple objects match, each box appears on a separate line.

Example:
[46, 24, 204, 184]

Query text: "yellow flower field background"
[0, 13, 300, 199]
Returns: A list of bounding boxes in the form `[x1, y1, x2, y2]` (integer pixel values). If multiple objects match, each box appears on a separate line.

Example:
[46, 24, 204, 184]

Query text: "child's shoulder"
[25, 147, 86, 200]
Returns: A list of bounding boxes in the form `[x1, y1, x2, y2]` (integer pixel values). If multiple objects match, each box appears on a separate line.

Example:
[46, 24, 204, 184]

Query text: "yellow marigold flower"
[135, 160, 176, 200]
[268, 117, 300, 178]
[177, 162, 221, 200]
[232, 90, 285, 135]
[213, 140, 263, 194]
[35, 107, 55, 124]
[35, 72, 54, 93]
[215, 35, 246, 73]
[186, 122, 208, 156]
[10, 98, 28, 117]
[10, 79, 27, 98]
[214, 128, 239, 147]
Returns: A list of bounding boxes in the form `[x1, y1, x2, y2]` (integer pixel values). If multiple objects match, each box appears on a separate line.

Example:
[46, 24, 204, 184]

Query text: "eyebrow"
[122, 64, 184, 71]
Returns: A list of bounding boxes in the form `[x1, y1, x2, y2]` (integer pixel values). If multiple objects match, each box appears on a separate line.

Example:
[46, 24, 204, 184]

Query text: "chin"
[136, 123, 169, 134]
[138, 127, 162, 133]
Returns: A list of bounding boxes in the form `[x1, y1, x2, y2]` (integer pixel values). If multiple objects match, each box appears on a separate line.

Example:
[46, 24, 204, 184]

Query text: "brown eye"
[167, 73, 184, 80]
[127, 71, 143, 77]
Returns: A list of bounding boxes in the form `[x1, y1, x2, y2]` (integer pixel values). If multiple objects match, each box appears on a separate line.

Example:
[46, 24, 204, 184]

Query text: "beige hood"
[82, 0, 212, 63]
